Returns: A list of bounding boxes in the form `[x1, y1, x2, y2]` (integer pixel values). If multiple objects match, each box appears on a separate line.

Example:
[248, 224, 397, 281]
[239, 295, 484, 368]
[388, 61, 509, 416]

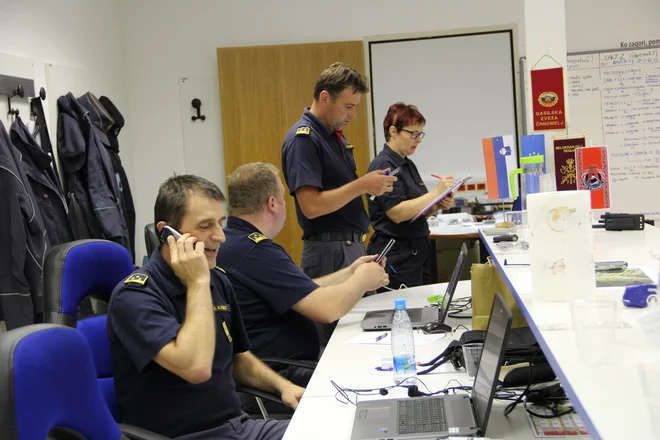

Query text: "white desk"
[284, 396, 533, 440]
[284, 281, 541, 439]
[480, 226, 660, 440]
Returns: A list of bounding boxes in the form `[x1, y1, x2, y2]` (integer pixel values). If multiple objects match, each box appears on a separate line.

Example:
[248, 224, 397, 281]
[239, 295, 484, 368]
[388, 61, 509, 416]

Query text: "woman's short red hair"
[383, 102, 426, 141]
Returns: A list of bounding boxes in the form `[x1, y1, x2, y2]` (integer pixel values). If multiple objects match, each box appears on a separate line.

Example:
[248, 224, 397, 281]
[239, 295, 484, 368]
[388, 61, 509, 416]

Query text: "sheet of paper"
[345, 332, 447, 346]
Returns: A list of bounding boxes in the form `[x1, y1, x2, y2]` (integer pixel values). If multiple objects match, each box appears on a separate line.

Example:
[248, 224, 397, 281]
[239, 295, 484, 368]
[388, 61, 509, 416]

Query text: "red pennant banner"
[575, 145, 611, 209]
[531, 67, 566, 131]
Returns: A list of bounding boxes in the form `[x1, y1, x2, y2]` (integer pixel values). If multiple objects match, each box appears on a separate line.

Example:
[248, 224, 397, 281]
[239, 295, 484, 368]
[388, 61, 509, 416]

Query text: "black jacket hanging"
[57, 92, 130, 251]
[99, 95, 136, 263]
[11, 116, 72, 246]
[0, 120, 48, 329]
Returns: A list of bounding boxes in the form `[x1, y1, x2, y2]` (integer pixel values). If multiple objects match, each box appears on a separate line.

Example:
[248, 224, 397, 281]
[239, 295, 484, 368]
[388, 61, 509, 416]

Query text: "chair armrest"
[118, 423, 171, 440]
[236, 384, 283, 404]
[260, 357, 317, 369]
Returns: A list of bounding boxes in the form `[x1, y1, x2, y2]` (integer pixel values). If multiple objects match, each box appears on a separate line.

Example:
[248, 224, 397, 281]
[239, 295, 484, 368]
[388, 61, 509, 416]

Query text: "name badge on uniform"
[222, 321, 233, 343]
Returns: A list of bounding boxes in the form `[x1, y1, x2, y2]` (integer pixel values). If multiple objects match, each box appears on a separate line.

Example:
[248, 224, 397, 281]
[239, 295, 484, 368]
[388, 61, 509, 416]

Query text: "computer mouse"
[421, 321, 451, 334]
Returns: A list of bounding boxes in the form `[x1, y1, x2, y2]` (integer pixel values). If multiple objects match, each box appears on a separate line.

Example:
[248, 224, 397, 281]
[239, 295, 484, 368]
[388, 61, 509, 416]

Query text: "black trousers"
[367, 235, 432, 292]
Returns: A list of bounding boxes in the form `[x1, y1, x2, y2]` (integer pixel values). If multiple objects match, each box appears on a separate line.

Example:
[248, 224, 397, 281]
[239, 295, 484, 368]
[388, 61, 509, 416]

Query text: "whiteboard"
[365, 28, 520, 186]
[524, 47, 660, 219]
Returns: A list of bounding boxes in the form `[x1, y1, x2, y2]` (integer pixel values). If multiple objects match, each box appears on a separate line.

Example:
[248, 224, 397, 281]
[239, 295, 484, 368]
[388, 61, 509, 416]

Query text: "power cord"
[503, 350, 574, 419]
[331, 377, 471, 406]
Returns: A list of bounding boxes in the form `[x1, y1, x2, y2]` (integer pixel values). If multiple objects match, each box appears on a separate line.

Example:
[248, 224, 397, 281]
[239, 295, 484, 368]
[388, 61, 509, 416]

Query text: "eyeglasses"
[399, 128, 425, 139]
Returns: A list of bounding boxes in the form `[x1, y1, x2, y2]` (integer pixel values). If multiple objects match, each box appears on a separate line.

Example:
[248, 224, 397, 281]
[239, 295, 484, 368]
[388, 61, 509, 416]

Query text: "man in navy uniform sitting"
[217, 162, 388, 394]
[107, 175, 303, 439]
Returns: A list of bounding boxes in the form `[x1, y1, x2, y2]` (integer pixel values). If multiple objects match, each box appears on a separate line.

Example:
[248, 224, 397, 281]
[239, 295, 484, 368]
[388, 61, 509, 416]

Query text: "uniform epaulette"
[124, 273, 149, 285]
[248, 232, 269, 243]
[295, 126, 310, 136]
[214, 266, 226, 274]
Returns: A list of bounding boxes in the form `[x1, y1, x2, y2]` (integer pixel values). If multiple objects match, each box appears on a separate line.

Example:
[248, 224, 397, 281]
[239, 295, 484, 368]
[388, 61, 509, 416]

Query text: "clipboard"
[410, 175, 472, 222]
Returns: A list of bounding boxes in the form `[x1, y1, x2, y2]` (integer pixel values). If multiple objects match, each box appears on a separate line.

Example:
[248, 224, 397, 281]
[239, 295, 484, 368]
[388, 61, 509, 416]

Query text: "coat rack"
[0, 73, 36, 117]
[7, 84, 24, 117]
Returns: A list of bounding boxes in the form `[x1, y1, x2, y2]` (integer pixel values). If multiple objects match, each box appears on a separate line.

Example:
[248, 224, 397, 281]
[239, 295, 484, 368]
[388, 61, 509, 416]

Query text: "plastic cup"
[462, 343, 484, 377]
[570, 299, 616, 366]
[639, 362, 660, 436]
[539, 173, 557, 193]
[505, 210, 528, 243]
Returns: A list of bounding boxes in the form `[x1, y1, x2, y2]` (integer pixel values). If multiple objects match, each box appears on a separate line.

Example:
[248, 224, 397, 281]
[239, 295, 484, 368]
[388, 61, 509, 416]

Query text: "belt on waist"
[305, 231, 366, 242]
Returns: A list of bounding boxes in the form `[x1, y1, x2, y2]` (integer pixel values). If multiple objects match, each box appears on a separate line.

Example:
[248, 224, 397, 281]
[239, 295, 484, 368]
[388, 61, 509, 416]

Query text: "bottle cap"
[394, 298, 406, 310]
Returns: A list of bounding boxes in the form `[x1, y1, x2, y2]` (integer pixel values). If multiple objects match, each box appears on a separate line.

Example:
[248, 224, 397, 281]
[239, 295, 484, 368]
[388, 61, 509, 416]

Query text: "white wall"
[0, 0, 134, 245]
[5, 0, 653, 263]
[120, 0, 660, 263]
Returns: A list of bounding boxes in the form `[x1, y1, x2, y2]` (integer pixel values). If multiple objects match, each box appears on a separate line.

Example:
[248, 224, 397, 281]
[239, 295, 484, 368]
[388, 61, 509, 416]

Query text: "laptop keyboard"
[398, 398, 447, 434]
[406, 308, 422, 322]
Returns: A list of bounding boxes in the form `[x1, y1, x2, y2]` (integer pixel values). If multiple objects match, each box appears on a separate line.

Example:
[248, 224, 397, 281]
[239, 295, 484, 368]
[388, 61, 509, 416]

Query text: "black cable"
[523, 400, 574, 419]
[504, 349, 542, 416]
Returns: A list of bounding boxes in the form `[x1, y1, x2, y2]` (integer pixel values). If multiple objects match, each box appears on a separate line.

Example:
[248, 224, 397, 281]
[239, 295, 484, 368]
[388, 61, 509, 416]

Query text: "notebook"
[351, 292, 513, 439]
[360, 243, 468, 331]
[410, 176, 472, 222]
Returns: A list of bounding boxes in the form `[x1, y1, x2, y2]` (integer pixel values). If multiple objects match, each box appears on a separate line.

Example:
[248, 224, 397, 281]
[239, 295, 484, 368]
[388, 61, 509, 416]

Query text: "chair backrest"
[144, 223, 160, 257]
[43, 240, 135, 420]
[0, 324, 126, 440]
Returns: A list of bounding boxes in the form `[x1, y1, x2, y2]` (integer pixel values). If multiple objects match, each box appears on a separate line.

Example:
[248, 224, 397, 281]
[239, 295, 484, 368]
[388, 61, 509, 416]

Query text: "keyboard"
[397, 398, 447, 434]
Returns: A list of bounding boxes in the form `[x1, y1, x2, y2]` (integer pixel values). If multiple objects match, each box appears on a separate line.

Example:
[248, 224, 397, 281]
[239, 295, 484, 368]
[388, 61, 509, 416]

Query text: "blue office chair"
[43, 239, 135, 421]
[0, 324, 168, 440]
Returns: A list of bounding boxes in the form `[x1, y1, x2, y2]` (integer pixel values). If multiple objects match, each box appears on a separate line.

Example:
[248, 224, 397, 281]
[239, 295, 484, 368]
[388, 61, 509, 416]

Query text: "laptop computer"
[351, 292, 513, 439]
[361, 242, 469, 331]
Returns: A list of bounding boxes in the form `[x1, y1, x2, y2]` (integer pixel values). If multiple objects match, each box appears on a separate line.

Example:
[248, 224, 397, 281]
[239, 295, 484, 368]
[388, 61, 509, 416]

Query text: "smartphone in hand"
[375, 239, 396, 264]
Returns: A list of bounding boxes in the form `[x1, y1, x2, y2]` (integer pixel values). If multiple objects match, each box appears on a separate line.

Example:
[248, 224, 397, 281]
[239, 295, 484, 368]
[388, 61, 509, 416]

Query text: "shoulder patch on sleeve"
[248, 232, 269, 243]
[124, 273, 149, 285]
[295, 126, 310, 136]
[214, 266, 226, 274]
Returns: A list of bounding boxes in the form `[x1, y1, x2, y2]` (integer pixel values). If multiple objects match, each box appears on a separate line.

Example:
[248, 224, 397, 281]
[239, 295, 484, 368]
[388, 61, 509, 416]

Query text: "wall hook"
[191, 98, 206, 121]
[30, 87, 47, 119]
[7, 84, 24, 117]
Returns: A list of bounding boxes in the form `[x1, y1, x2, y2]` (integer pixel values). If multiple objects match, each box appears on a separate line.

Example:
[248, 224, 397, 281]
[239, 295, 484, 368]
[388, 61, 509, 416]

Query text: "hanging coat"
[0, 119, 48, 329]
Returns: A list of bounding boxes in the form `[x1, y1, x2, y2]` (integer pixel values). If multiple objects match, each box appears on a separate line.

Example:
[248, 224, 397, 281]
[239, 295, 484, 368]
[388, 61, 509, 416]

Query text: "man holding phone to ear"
[107, 175, 301, 440]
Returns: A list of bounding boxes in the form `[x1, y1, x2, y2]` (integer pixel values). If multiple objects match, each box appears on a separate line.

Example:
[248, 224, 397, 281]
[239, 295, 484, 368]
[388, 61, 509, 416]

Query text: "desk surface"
[285, 281, 544, 439]
[429, 223, 480, 240]
[480, 225, 660, 440]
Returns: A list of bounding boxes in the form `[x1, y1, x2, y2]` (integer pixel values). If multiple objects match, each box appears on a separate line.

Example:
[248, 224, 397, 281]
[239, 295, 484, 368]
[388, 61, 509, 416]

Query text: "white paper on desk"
[345, 332, 447, 346]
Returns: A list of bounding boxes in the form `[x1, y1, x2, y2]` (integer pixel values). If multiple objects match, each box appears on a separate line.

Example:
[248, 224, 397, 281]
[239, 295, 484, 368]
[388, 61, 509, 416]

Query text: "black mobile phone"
[375, 239, 396, 263]
[159, 225, 182, 244]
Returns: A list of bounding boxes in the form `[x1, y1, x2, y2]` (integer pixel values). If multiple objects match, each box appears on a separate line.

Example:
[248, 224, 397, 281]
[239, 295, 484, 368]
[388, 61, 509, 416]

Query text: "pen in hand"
[370, 167, 401, 201]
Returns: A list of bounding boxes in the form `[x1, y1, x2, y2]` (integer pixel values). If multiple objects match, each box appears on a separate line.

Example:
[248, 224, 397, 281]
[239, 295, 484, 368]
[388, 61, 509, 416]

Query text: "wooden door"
[218, 41, 369, 264]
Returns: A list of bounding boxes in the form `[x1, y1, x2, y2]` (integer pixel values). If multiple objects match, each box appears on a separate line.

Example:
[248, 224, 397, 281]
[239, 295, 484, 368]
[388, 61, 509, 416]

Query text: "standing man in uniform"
[281, 62, 397, 344]
[107, 175, 302, 440]
[217, 163, 389, 393]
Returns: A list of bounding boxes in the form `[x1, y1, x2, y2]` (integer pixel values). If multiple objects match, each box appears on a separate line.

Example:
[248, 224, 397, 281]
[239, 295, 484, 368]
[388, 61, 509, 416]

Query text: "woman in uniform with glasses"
[367, 102, 455, 291]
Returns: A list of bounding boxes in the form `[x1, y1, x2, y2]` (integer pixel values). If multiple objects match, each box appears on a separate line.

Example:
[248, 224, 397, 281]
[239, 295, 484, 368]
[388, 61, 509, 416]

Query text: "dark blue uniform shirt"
[282, 108, 369, 239]
[107, 248, 251, 438]
[368, 144, 430, 239]
[217, 216, 321, 362]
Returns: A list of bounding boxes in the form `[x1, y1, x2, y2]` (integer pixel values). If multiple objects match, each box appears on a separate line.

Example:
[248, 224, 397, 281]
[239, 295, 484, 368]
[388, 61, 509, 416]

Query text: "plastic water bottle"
[391, 298, 416, 383]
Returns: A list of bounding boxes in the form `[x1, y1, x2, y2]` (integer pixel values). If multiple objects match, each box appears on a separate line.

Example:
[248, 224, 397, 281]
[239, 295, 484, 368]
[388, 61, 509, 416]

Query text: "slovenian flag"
[482, 135, 518, 200]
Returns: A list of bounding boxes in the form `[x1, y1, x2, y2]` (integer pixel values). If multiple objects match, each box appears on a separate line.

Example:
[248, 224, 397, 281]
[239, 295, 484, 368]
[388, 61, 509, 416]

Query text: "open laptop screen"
[438, 242, 469, 323]
[471, 292, 513, 435]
